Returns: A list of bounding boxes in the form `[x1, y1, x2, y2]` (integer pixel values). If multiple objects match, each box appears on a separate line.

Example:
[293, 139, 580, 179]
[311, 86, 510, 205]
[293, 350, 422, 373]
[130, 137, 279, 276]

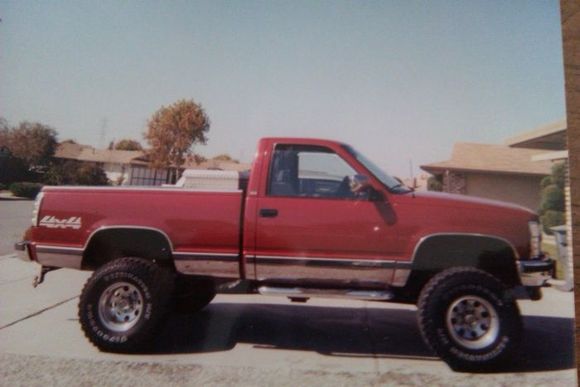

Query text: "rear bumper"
[15, 241, 33, 262]
[518, 257, 554, 287]
[15, 241, 82, 269]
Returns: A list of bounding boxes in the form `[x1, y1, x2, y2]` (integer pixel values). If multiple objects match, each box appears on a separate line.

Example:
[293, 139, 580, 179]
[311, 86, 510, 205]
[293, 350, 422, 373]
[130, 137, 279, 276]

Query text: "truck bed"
[30, 186, 244, 276]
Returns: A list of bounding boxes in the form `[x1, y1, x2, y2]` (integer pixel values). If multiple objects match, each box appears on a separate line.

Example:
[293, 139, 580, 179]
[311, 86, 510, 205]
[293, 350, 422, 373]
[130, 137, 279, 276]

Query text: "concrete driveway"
[0, 200, 576, 386]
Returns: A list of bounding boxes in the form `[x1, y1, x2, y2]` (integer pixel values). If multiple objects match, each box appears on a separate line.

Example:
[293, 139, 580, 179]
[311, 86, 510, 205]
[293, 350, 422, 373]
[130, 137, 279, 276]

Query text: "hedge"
[9, 182, 43, 199]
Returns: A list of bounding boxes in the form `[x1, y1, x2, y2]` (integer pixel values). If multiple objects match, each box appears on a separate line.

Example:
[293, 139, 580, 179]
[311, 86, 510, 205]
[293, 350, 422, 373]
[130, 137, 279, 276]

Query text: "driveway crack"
[0, 295, 79, 330]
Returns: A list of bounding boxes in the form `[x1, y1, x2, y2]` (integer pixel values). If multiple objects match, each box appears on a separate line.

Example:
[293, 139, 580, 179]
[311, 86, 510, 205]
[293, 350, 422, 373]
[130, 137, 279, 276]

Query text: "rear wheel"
[417, 267, 522, 371]
[78, 257, 174, 353]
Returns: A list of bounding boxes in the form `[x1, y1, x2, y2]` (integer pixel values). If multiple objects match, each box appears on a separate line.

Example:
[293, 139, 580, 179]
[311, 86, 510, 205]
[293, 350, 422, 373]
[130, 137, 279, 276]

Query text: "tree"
[5, 121, 58, 166]
[144, 99, 210, 182]
[212, 153, 239, 163]
[114, 139, 143, 151]
[0, 120, 58, 184]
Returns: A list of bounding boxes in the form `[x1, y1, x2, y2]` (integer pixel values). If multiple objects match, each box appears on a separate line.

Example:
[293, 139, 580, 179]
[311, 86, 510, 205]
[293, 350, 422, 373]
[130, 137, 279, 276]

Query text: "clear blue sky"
[0, 1, 565, 177]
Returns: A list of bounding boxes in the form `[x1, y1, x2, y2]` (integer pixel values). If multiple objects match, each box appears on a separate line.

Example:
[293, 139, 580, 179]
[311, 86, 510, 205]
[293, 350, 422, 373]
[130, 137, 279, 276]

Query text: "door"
[253, 144, 401, 288]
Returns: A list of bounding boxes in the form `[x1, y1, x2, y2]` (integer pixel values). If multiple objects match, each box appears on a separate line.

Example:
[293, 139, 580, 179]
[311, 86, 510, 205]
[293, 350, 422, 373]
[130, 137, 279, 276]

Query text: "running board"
[257, 286, 394, 301]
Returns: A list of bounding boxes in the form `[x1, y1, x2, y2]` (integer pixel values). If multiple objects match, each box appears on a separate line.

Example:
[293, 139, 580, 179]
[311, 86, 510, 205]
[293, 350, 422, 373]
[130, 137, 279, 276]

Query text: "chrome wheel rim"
[98, 282, 144, 332]
[445, 295, 499, 350]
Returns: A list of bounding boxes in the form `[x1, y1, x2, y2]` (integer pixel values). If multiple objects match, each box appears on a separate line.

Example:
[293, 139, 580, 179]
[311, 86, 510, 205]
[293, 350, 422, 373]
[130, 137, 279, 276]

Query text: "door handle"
[259, 208, 279, 218]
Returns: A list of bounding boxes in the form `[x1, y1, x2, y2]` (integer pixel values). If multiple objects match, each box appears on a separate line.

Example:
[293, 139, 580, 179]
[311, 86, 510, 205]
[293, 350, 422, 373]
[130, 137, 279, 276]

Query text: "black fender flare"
[82, 226, 174, 270]
[401, 233, 521, 297]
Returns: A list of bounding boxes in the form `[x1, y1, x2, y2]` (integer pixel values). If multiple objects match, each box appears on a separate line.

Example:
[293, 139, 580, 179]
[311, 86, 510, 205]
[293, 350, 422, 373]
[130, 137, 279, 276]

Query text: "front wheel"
[417, 267, 522, 371]
[78, 257, 174, 353]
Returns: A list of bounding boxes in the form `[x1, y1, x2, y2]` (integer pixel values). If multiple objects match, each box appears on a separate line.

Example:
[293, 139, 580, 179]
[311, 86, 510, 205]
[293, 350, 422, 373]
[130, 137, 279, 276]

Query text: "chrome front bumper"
[518, 257, 554, 287]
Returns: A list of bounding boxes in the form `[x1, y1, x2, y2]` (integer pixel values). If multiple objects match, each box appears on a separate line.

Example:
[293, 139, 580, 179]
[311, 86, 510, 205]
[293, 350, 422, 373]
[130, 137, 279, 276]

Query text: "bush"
[75, 163, 110, 186]
[427, 175, 443, 192]
[540, 184, 564, 212]
[0, 183, 5, 191]
[9, 182, 43, 199]
[540, 210, 565, 235]
[44, 161, 110, 186]
[540, 175, 552, 189]
[538, 161, 566, 235]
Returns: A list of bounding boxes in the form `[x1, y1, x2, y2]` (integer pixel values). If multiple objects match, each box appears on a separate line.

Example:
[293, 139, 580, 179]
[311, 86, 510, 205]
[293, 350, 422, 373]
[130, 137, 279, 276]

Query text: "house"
[421, 142, 553, 210]
[505, 120, 572, 289]
[54, 142, 163, 185]
[54, 142, 250, 186]
[421, 120, 572, 289]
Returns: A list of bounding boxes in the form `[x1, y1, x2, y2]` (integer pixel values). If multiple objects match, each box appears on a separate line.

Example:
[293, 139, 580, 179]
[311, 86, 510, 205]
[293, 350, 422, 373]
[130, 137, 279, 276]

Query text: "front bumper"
[518, 257, 554, 287]
[14, 240, 33, 262]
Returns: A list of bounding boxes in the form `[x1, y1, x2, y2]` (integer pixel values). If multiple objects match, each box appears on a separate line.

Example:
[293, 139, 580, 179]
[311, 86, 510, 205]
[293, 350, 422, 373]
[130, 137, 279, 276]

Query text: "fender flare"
[81, 226, 174, 270]
[401, 233, 521, 292]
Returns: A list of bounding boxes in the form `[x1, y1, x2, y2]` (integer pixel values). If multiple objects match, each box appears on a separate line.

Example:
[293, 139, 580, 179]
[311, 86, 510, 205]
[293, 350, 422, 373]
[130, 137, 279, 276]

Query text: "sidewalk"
[0, 191, 29, 201]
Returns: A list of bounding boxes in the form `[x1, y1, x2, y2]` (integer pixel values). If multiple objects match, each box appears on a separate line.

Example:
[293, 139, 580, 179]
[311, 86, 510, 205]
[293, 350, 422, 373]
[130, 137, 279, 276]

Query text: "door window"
[268, 145, 358, 198]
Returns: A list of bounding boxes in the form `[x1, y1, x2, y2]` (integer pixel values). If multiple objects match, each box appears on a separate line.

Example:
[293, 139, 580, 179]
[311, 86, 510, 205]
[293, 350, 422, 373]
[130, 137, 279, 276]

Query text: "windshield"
[342, 145, 411, 193]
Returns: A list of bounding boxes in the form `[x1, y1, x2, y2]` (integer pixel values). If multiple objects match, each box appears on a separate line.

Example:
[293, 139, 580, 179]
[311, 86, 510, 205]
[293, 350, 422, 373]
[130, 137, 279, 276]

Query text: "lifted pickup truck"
[16, 137, 553, 370]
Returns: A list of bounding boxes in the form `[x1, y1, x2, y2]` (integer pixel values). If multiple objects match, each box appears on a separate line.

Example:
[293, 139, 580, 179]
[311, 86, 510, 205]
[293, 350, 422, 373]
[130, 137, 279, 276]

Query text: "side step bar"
[257, 286, 394, 301]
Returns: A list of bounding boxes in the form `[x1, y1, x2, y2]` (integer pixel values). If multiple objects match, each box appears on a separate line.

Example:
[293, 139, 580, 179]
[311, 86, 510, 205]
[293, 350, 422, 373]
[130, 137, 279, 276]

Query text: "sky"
[0, 1, 566, 177]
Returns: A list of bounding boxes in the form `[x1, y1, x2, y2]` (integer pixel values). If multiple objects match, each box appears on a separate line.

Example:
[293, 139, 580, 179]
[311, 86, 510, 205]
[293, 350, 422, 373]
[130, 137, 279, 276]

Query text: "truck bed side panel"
[32, 187, 243, 277]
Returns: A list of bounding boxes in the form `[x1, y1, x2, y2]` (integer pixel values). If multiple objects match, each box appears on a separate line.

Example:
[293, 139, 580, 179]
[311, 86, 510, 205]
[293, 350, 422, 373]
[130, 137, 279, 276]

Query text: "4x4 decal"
[39, 216, 82, 230]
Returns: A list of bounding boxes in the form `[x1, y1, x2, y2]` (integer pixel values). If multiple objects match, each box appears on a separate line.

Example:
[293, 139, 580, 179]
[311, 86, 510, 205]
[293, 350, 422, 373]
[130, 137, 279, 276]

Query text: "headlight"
[528, 221, 541, 258]
[32, 191, 44, 226]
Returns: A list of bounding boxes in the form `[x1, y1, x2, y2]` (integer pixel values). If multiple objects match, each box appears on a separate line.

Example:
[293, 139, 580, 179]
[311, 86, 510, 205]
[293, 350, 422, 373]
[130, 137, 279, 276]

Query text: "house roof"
[421, 143, 554, 176]
[55, 142, 251, 170]
[55, 143, 147, 165]
[504, 119, 567, 150]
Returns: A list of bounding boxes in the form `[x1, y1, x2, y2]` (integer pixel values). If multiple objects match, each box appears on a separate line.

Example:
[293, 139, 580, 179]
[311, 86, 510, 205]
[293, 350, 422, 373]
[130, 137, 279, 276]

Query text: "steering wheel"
[335, 176, 353, 198]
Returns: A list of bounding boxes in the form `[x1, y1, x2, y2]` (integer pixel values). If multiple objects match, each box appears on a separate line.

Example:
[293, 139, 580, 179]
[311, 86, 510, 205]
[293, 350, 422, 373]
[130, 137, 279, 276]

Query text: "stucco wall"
[464, 172, 544, 211]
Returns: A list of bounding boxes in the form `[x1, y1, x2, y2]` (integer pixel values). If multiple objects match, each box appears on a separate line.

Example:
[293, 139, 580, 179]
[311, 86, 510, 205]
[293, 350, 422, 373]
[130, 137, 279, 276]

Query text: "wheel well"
[397, 234, 520, 302]
[82, 228, 174, 270]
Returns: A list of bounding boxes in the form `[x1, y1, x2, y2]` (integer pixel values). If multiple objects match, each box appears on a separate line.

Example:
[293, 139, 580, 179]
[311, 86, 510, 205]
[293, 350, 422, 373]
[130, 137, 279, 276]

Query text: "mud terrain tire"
[78, 257, 174, 353]
[417, 267, 522, 371]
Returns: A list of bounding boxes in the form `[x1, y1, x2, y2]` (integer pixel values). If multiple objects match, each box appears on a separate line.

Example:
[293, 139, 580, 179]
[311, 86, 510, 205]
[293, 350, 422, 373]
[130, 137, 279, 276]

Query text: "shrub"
[44, 161, 110, 186]
[427, 175, 443, 192]
[9, 182, 43, 199]
[0, 183, 5, 191]
[540, 210, 565, 235]
[74, 163, 110, 185]
[538, 162, 566, 235]
[540, 175, 552, 189]
[540, 184, 565, 212]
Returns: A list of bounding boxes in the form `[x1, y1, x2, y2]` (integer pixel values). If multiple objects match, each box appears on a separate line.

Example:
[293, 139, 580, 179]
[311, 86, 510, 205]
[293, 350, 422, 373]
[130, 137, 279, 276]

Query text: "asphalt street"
[0, 200, 577, 386]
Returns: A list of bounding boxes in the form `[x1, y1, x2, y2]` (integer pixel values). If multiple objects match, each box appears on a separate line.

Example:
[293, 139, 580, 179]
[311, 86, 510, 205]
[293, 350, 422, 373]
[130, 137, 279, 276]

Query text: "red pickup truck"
[16, 137, 552, 370]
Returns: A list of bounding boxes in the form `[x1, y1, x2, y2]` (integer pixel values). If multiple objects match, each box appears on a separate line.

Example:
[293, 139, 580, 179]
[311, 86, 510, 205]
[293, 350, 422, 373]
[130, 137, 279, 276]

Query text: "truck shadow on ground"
[152, 302, 574, 373]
